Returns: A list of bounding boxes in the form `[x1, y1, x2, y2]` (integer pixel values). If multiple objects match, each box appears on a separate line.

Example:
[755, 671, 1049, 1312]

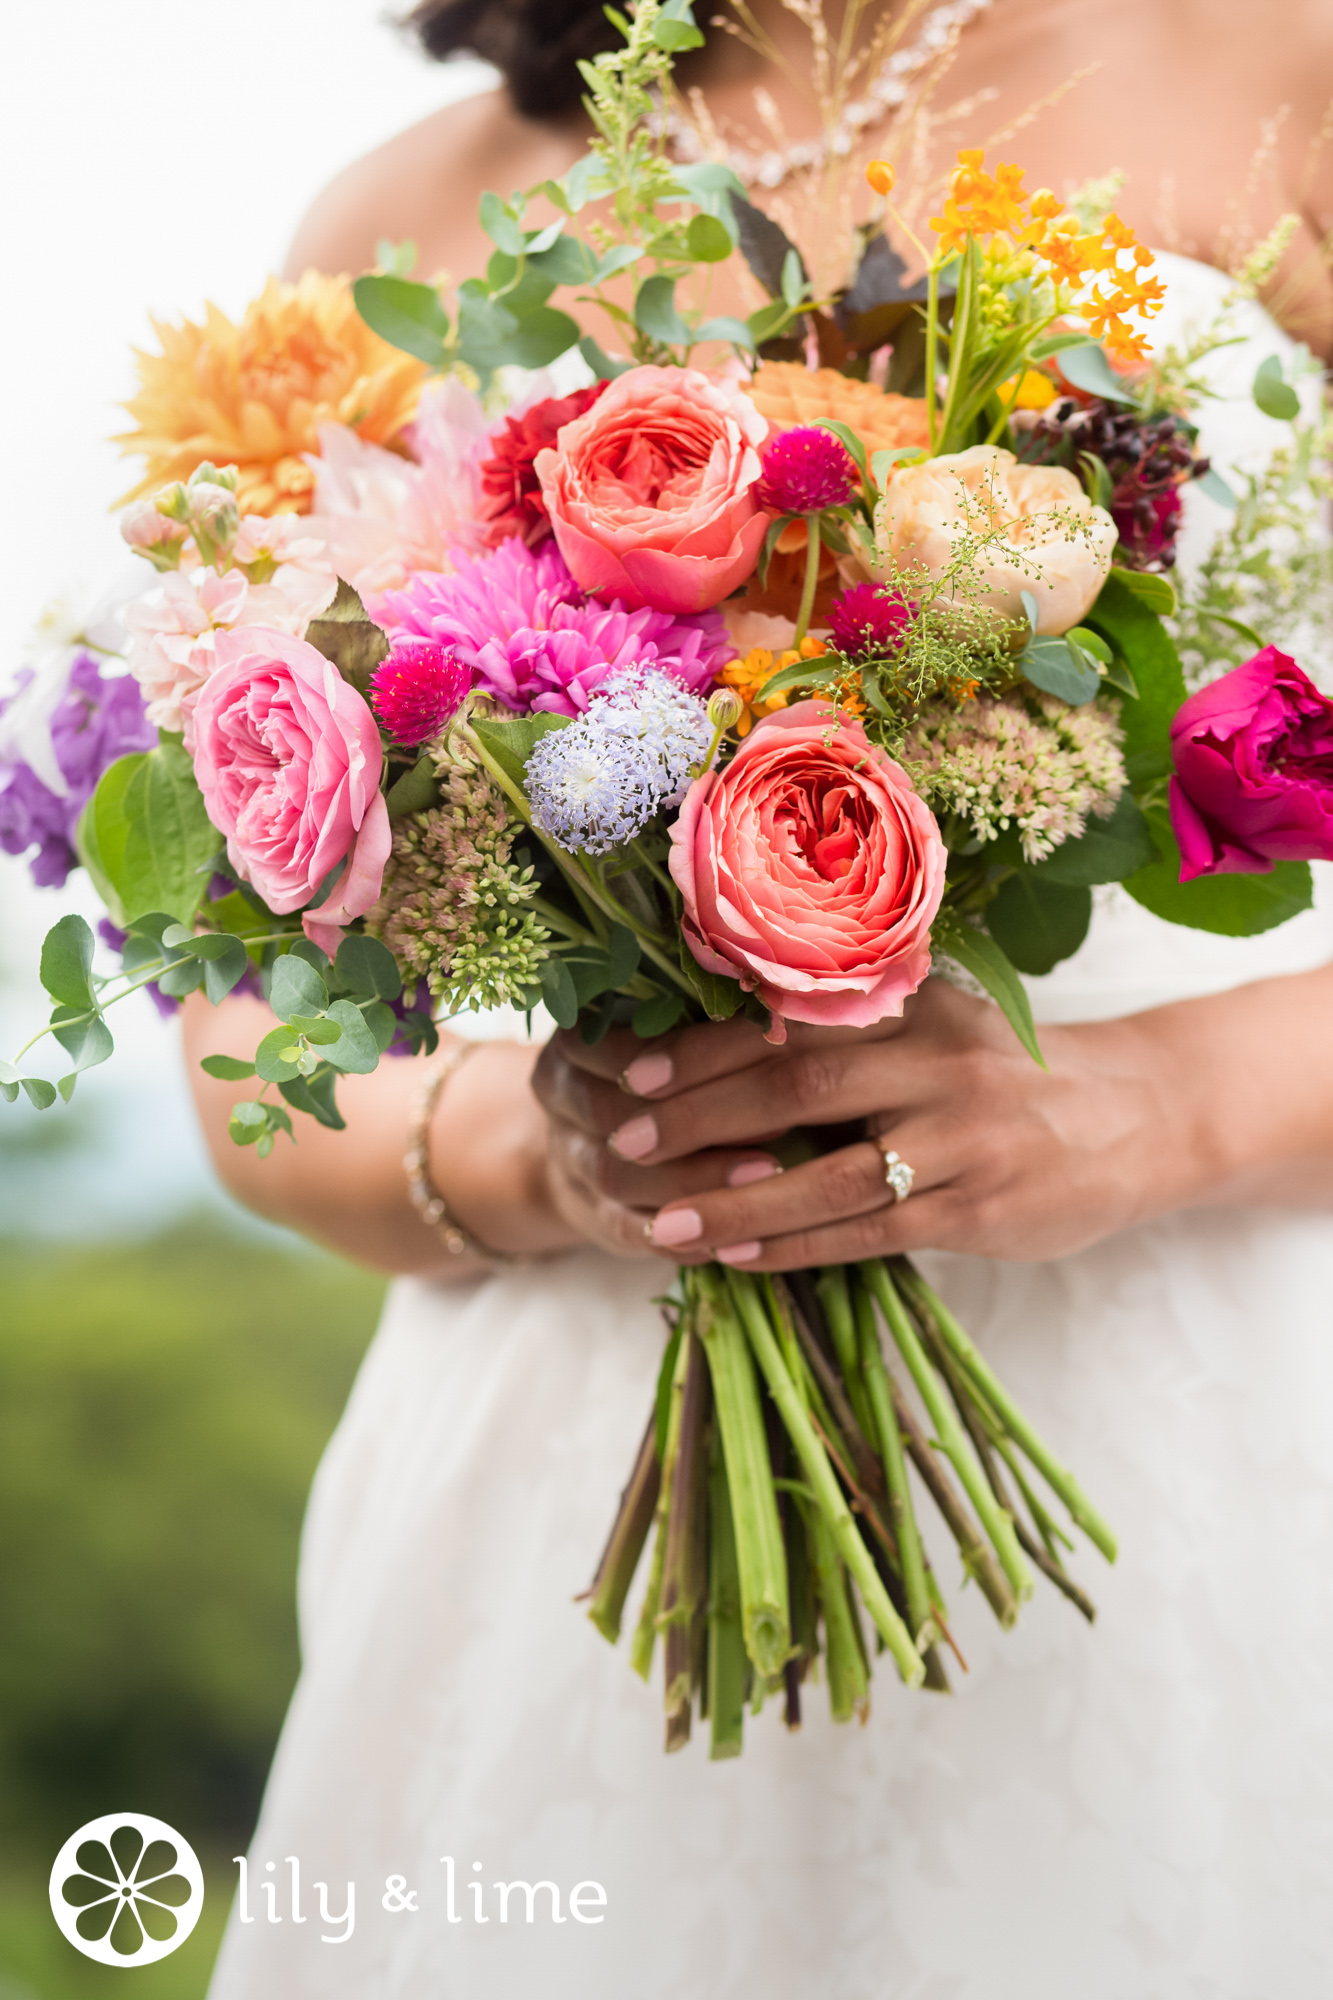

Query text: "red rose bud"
[829, 581, 912, 657]
[476, 383, 609, 548]
[757, 425, 858, 515]
[370, 638, 470, 746]
[1169, 646, 1333, 880]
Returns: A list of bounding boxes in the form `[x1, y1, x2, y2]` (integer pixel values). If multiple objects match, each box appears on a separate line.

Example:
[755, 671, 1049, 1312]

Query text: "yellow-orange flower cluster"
[716, 637, 830, 735]
[928, 150, 1164, 361]
[116, 272, 430, 516]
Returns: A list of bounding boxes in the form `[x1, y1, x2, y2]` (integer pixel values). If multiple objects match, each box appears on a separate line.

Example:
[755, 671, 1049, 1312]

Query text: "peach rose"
[192, 626, 391, 956]
[872, 444, 1117, 634]
[534, 365, 771, 615]
[668, 701, 947, 1035]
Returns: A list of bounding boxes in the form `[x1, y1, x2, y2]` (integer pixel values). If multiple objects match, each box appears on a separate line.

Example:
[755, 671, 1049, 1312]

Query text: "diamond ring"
[879, 1147, 916, 1203]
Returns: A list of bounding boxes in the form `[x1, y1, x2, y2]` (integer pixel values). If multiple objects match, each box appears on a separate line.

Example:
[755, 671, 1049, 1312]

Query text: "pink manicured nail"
[727, 1157, 781, 1189]
[621, 1052, 673, 1096]
[716, 1240, 762, 1265]
[608, 1114, 657, 1160]
[651, 1207, 703, 1248]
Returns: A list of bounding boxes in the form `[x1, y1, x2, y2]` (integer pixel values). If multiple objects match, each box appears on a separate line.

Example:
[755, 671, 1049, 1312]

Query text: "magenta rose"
[192, 626, 391, 955]
[1169, 646, 1333, 881]
[669, 701, 947, 1035]
[534, 365, 771, 615]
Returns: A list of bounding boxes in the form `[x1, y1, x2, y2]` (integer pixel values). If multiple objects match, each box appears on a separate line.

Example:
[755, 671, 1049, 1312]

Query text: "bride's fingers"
[550, 1009, 908, 1100]
[696, 1188, 960, 1273]
[643, 1129, 945, 1260]
[553, 1126, 784, 1210]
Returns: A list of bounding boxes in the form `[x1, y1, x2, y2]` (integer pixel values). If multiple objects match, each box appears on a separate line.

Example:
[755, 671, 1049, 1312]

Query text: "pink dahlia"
[370, 540, 733, 718]
[370, 638, 470, 745]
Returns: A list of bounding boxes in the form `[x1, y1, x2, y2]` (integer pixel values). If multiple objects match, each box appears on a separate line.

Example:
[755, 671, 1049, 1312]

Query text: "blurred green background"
[0, 1202, 384, 1999]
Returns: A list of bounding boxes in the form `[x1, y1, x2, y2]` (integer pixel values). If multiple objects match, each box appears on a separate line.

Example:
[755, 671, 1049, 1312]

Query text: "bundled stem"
[586, 1409, 660, 1643]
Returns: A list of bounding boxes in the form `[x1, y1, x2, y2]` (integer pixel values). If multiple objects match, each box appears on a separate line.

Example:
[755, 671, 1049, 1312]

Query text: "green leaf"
[870, 445, 925, 491]
[1078, 450, 1115, 512]
[493, 305, 582, 370]
[654, 12, 706, 50]
[1029, 792, 1159, 886]
[1253, 353, 1300, 422]
[20, 1077, 58, 1110]
[756, 511, 799, 588]
[386, 754, 439, 815]
[335, 933, 402, 1002]
[472, 710, 570, 789]
[810, 419, 867, 482]
[679, 952, 743, 1020]
[255, 1026, 305, 1083]
[191, 932, 250, 1004]
[1064, 625, 1112, 665]
[1019, 636, 1101, 705]
[304, 578, 391, 696]
[479, 190, 525, 257]
[589, 243, 644, 285]
[200, 1054, 257, 1080]
[633, 991, 686, 1037]
[1085, 570, 1186, 785]
[578, 334, 632, 381]
[781, 246, 805, 309]
[1124, 806, 1314, 936]
[322, 999, 383, 1074]
[693, 315, 755, 350]
[228, 1099, 269, 1146]
[1029, 331, 1096, 358]
[83, 742, 218, 927]
[561, 153, 600, 214]
[352, 274, 450, 367]
[40, 914, 96, 1008]
[1195, 465, 1238, 510]
[985, 874, 1092, 976]
[635, 274, 690, 347]
[374, 238, 418, 278]
[540, 956, 579, 1030]
[278, 1064, 347, 1131]
[748, 300, 792, 347]
[1106, 565, 1176, 615]
[527, 236, 597, 286]
[156, 957, 205, 998]
[51, 1005, 114, 1073]
[484, 251, 556, 315]
[606, 924, 642, 988]
[1055, 341, 1138, 405]
[1196, 607, 1266, 653]
[523, 218, 565, 256]
[286, 1015, 344, 1046]
[567, 950, 615, 1007]
[687, 212, 733, 262]
[932, 917, 1045, 1066]
[269, 954, 329, 1022]
[670, 160, 748, 204]
[756, 654, 846, 699]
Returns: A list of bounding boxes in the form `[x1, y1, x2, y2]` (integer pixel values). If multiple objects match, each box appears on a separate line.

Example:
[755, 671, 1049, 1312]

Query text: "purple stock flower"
[757, 426, 858, 515]
[0, 654, 155, 887]
[370, 540, 733, 717]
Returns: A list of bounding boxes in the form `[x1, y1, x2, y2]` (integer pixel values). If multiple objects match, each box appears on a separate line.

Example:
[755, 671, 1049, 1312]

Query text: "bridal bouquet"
[4, 0, 1328, 1755]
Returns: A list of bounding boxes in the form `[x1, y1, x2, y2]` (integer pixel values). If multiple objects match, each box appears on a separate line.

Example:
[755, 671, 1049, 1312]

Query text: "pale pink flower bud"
[120, 499, 189, 571]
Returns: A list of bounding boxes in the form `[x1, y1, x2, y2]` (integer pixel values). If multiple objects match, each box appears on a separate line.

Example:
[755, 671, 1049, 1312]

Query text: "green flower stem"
[658, 1329, 710, 1736]
[792, 515, 823, 649]
[815, 1266, 875, 1442]
[861, 1260, 1034, 1605]
[803, 1501, 868, 1724]
[630, 1327, 689, 1681]
[706, 1428, 747, 1760]
[925, 258, 941, 452]
[586, 1409, 661, 1645]
[725, 1269, 924, 1688]
[893, 1259, 1117, 1563]
[887, 1371, 1019, 1630]
[694, 1269, 790, 1679]
[853, 1278, 936, 1651]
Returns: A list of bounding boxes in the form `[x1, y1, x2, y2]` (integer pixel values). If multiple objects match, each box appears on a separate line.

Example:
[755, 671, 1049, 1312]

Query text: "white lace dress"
[208, 260, 1333, 1999]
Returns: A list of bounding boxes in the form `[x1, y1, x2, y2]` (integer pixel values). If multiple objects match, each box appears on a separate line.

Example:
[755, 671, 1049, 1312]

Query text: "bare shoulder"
[283, 89, 587, 283]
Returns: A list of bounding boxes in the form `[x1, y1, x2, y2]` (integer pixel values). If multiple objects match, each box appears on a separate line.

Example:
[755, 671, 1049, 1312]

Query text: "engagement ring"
[879, 1147, 916, 1203]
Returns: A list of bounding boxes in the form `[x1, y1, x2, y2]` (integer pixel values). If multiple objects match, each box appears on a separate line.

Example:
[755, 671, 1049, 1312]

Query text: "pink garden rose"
[1169, 646, 1333, 881]
[669, 701, 947, 1034]
[534, 365, 771, 615]
[192, 626, 391, 955]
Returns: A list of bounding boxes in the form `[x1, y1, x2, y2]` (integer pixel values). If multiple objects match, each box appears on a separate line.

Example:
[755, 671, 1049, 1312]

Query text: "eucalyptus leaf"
[352, 275, 450, 367]
[286, 1015, 344, 1046]
[229, 1100, 269, 1146]
[606, 924, 642, 988]
[633, 991, 686, 1037]
[193, 933, 249, 1004]
[1054, 341, 1139, 406]
[635, 274, 690, 347]
[479, 190, 525, 257]
[1196, 607, 1266, 652]
[693, 315, 755, 350]
[1195, 465, 1238, 510]
[200, 1054, 257, 1081]
[687, 213, 733, 261]
[1253, 353, 1300, 422]
[1019, 636, 1101, 705]
[578, 334, 632, 381]
[335, 933, 403, 1002]
[278, 1064, 347, 1131]
[1105, 566, 1176, 616]
[386, 755, 439, 815]
[492, 305, 581, 370]
[527, 236, 598, 286]
[50, 1006, 114, 1073]
[156, 957, 205, 999]
[540, 956, 579, 1030]
[20, 1077, 58, 1110]
[255, 1025, 305, 1083]
[269, 954, 329, 1023]
[322, 999, 383, 1074]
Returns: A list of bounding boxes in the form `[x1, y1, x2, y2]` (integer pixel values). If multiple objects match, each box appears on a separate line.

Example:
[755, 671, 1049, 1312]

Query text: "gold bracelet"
[404, 1043, 526, 1265]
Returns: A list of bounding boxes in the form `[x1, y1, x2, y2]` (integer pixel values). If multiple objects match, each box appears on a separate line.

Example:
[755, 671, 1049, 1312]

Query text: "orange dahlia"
[748, 363, 930, 458]
[115, 272, 430, 516]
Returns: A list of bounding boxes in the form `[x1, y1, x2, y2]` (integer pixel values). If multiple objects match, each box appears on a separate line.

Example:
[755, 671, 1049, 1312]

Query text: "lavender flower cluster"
[525, 667, 714, 855]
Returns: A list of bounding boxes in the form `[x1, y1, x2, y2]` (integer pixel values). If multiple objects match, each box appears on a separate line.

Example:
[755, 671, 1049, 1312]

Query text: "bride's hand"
[535, 980, 1213, 1270]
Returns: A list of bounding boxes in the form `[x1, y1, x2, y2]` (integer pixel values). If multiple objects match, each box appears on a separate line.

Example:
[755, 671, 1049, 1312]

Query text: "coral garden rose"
[669, 700, 947, 1033]
[534, 365, 770, 615]
[191, 626, 390, 954]
[874, 444, 1117, 634]
[1169, 646, 1333, 881]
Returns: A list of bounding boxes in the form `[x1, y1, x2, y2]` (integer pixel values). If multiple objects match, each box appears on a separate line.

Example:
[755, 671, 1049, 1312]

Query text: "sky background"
[0, 2, 493, 1235]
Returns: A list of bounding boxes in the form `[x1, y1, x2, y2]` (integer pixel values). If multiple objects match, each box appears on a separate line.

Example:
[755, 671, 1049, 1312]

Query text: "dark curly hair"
[403, 0, 709, 119]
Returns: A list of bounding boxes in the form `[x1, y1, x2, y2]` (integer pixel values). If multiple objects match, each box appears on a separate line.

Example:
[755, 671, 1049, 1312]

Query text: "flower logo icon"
[49, 1813, 204, 1966]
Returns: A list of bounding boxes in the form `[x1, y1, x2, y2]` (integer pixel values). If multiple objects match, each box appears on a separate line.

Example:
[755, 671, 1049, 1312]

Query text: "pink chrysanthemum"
[370, 540, 733, 718]
[829, 582, 913, 657]
[370, 638, 470, 745]
[757, 425, 857, 515]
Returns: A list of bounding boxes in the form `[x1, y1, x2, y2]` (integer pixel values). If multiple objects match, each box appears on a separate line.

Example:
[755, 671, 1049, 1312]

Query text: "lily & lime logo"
[49, 1813, 205, 1965]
